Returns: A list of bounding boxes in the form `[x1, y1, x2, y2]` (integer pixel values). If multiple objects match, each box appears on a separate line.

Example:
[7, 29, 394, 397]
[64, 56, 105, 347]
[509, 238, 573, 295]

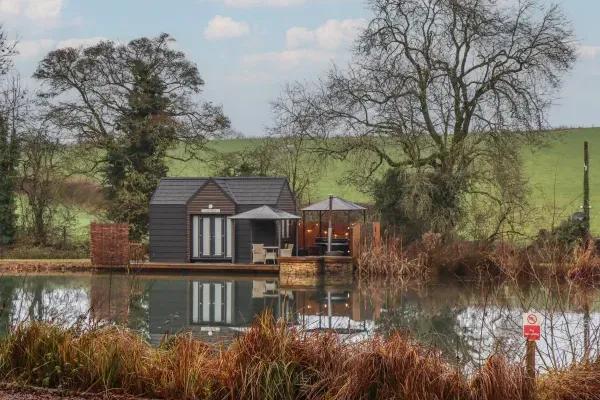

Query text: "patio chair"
[252, 244, 266, 264]
[280, 243, 294, 257]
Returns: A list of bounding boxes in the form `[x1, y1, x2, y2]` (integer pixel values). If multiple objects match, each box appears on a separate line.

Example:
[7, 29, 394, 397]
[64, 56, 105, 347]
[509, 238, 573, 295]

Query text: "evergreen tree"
[0, 116, 18, 245]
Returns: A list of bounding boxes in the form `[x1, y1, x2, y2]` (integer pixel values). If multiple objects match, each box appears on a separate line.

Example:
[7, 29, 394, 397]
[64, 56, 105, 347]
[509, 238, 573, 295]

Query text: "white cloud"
[0, 0, 63, 20]
[285, 27, 314, 49]
[15, 38, 55, 58]
[14, 36, 107, 59]
[204, 15, 250, 40]
[579, 45, 600, 59]
[0, 0, 20, 15]
[24, 0, 62, 20]
[56, 37, 107, 49]
[285, 18, 367, 50]
[243, 49, 334, 69]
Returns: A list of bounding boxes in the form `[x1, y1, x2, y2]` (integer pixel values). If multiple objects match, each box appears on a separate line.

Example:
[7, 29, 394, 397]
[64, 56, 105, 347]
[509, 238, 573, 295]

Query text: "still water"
[0, 272, 599, 371]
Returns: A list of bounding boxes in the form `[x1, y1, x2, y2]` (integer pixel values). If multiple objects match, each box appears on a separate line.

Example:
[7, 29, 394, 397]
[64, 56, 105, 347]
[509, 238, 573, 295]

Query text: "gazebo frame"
[301, 196, 366, 254]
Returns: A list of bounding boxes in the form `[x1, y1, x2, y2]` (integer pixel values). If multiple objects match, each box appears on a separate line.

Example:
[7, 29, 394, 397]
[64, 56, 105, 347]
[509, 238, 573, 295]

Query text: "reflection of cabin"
[146, 278, 373, 345]
[149, 177, 296, 264]
[147, 278, 288, 345]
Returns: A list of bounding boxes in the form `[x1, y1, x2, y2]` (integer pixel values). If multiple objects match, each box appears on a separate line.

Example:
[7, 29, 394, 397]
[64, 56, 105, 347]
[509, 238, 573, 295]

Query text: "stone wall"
[280, 274, 320, 287]
[90, 223, 129, 266]
[323, 257, 354, 276]
[279, 256, 354, 288]
[278, 257, 323, 276]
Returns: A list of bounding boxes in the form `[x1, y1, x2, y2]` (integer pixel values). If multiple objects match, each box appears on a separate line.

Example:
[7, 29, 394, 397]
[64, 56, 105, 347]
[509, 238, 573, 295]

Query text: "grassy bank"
[0, 313, 597, 399]
[58, 128, 600, 238]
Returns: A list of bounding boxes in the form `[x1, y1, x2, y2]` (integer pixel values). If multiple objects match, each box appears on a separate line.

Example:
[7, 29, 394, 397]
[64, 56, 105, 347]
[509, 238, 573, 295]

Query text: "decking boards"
[134, 262, 279, 273]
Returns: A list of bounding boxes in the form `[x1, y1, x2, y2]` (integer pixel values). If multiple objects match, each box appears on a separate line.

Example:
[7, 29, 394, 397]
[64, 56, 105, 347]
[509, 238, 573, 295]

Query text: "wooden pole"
[526, 340, 536, 386]
[584, 141, 590, 234]
[327, 195, 333, 253]
[302, 211, 306, 253]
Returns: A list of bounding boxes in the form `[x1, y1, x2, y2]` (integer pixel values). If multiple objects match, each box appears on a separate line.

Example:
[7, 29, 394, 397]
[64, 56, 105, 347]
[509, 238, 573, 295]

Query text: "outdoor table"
[264, 246, 279, 264]
[263, 246, 280, 255]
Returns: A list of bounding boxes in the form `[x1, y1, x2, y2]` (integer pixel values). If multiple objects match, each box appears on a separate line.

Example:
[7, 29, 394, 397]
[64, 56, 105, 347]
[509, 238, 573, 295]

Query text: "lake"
[0, 272, 598, 372]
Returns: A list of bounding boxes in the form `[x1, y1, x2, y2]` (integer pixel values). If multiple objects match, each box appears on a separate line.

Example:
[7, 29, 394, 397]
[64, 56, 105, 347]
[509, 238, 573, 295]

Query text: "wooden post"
[373, 222, 381, 248]
[352, 223, 361, 258]
[526, 340, 536, 386]
[584, 141, 590, 234]
[327, 195, 333, 253]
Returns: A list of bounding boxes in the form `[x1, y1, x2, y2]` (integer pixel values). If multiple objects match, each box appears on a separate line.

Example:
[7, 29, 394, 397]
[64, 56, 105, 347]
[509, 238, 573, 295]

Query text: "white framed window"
[281, 220, 292, 239]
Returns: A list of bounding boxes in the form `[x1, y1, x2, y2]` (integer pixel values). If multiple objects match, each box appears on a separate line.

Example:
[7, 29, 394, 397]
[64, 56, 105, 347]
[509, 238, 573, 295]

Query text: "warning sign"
[523, 312, 543, 341]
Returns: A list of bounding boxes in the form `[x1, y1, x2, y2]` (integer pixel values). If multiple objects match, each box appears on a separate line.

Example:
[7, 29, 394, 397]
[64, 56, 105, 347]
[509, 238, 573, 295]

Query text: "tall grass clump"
[566, 241, 600, 284]
[356, 238, 428, 279]
[0, 314, 599, 399]
[537, 359, 600, 400]
[330, 333, 471, 400]
[470, 355, 533, 400]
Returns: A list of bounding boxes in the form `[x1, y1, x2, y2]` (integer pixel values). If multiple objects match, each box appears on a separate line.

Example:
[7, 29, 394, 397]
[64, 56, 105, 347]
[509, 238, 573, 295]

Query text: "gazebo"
[301, 196, 367, 254]
[230, 205, 301, 254]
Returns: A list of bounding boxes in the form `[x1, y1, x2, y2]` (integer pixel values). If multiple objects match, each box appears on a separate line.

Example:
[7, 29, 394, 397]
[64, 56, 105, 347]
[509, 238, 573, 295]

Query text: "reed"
[0, 314, 598, 399]
[358, 232, 600, 285]
[537, 360, 600, 400]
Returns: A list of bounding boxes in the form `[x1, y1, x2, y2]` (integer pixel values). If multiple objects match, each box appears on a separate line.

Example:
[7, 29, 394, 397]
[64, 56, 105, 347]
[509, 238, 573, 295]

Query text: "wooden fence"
[350, 222, 381, 258]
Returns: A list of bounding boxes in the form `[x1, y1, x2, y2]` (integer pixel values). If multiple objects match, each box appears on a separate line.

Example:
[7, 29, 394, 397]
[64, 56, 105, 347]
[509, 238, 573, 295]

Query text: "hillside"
[66, 128, 600, 236]
[165, 128, 600, 234]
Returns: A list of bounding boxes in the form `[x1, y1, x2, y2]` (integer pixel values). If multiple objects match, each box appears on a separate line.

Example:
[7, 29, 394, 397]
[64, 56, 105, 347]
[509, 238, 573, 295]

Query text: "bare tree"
[272, 0, 577, 234]
[0, 26, 17, 77]
[18, 124, 65, 246]
[268, 127, 325, 209]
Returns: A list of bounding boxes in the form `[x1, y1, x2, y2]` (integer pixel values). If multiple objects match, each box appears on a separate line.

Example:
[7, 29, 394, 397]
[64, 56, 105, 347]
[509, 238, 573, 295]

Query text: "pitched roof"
[150, 177, 289, 205]
[230, 205, 300, 220]
[302, 196, 367, 212]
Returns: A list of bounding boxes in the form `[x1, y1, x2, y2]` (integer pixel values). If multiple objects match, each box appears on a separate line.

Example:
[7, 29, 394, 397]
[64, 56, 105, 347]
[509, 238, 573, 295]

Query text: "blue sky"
[2, 0, 600, 136]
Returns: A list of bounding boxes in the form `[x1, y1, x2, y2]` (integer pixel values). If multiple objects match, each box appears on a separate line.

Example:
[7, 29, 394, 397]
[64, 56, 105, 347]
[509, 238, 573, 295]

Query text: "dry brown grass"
[470, 355, 533, 400]
[358, 233, 600, 285]
[0, 314, 597, 399]
[537, 360, 600, 400]
[566, 241, 600, 284]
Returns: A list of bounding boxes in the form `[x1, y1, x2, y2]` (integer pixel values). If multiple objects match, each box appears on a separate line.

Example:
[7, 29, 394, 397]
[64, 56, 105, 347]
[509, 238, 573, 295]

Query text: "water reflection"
[0, 273, 599, 372]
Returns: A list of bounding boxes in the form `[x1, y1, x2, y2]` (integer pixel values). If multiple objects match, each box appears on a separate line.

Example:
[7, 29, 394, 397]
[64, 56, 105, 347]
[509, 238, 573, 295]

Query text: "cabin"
[149, 177, 297, 264]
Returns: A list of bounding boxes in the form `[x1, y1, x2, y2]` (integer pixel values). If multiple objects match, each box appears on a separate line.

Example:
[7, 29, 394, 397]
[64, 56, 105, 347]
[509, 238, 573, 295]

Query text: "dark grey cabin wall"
[149, 204, 187, 262]
[234, 204, 278, 264]
[276, 182, 296, 214]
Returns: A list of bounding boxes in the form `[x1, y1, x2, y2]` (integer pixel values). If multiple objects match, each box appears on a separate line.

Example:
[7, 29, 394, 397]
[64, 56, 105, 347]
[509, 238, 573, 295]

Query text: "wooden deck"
[128, 262, 279, 273]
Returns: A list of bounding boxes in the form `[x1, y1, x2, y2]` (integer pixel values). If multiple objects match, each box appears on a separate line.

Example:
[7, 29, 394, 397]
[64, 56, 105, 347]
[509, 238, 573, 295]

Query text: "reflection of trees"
[374, 288, 476, 368]
[126, 278, 151, 342]
[27, 279, 44, 321]
[0, 277, 21, 333]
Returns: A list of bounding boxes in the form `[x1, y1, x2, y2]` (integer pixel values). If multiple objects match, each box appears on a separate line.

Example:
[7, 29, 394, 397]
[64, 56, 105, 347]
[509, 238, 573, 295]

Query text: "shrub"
[0, 245, 89, 260]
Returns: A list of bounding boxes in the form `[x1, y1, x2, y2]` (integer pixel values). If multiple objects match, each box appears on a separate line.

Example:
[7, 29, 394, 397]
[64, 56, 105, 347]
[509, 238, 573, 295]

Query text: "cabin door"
[191, 216, 233, 260]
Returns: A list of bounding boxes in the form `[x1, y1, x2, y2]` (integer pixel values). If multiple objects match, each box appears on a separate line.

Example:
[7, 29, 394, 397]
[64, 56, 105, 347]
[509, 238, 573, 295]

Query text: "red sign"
[523, 325, 541, 341]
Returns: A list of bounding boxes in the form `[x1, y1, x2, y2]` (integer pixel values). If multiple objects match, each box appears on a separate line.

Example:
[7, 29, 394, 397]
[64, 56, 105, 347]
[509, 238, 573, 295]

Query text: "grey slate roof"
[150, 177, 288, 205]
[302, 196, 366, 212]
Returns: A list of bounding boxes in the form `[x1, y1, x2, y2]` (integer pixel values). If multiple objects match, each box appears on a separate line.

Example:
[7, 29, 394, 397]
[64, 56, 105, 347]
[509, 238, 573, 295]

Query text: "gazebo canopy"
[230, 205, 300, 220]
[302, 196, 366, 212]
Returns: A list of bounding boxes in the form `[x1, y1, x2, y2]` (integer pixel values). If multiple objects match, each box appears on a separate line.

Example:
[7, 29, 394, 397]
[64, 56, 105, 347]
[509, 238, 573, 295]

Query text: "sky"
[1, 0, 600, 136]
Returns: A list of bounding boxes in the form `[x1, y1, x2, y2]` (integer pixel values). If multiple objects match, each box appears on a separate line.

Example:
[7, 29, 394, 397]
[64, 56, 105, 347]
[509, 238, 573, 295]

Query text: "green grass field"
[69, 128, 600, 236]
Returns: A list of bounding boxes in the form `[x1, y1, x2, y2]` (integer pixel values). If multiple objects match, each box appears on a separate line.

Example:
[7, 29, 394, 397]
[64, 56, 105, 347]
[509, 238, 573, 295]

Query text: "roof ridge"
[161, 176, 287, 180]
[222, 181, 237, 203]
